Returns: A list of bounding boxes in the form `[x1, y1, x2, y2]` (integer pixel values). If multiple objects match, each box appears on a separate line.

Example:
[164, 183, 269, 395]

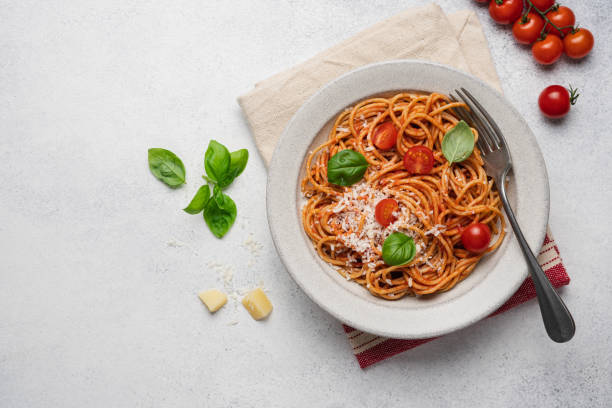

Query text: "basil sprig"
[204, 185, 237, 238]
[183, 185, 211, 214]
[148, 148, 186, 188]
[441, 120, 475, 164]
[187, 140, 248, 237]
[327, 150, 369, 186]
[382, 232, 416, 266]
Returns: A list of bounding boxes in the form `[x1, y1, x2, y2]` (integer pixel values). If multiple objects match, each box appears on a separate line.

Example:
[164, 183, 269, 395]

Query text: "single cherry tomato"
[403, 146, 434, 175]
[538, 85, 579, 119]
[563, 28, 594, 59]
[530, 0, 554, 12]
[545, 6, 575, 37]
[532, 35, 564, 65]
[372, 122, 398, 150]
[489, 0, 523, 25]
[512, 12, 545, 44]
[375, 198, 399, 227]
[461, 223, 491, 253]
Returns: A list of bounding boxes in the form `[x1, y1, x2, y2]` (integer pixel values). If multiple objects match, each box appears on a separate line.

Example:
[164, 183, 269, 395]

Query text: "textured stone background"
[1, 1, 611, 406]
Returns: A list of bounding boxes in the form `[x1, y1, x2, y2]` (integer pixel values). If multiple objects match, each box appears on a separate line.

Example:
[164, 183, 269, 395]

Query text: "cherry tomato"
[545, 6, 575, 37]
[461, 223, 491, 253]
[538, 85, 579, 119]
[563, 28, 594, 59]
[512, 12, 545, 44]
[403, 146, 434, 175]
[375, 198, 399, 227]
[489, 0, 523, 25]
[532, 35, 563, 65]
[372, 122, 398, 150]
[530, 0, 554, 12]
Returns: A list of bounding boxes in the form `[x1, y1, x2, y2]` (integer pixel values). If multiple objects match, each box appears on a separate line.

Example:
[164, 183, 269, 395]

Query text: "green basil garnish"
[441, 120, 475, 164]
[204, 185, 237, 238]
[327, 150, 369, 186]
[218, 149, 249, 188]
[148, 148, 186, 188]
[382, 232, 416, 266]
[183, 185, 211, 214]
[204, 140, 231, 184]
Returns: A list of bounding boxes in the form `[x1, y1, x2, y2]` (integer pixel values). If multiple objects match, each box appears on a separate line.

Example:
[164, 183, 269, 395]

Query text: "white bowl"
[267, 60, 549, 339]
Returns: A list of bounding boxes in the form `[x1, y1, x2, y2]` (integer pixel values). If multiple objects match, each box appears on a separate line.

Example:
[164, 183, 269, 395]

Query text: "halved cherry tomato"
[372, 122, 398, 150]
[530, 0, 554, 12]
[489, 0, 523, 25]
[563, 28, 594, 59]
[513, 12, 545, 44]
[403, 146, 434, 175]
[461, 223, 491, 253]
[532, 35, 564, 65]
[375, 198, 399, 227]
[545, 6, 575, 37]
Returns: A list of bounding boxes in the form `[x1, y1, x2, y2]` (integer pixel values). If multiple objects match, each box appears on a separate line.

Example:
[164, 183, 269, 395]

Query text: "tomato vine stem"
[521, 0, 570, 38]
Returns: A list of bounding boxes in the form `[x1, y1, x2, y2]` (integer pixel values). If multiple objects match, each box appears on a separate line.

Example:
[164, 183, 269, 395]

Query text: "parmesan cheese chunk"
[198, 289, 227, 313]
[241, 288, 273, 320]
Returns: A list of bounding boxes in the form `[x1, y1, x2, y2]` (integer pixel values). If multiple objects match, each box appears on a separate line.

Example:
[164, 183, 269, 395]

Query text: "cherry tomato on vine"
[538, 85, 579, 119]
[532, 35, 564, 65]
[512, 12, 545, 44]
[375, 198, 399, 227]
[563, 28, 594, 59]
[372, 122, 398, 150]
[403, 146, 434, 175]
[461, 223, 491, 253]
[530, 0, 554, 12]
[489, 0, 523, 25]
[545, 6, 575, 37]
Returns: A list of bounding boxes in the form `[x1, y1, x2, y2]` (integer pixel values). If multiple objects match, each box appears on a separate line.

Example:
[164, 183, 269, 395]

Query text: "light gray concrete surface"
[1, 0, 611, 406]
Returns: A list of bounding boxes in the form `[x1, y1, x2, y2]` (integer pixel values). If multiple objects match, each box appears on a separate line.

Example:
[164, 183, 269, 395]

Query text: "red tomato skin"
[375, 198, 399, 227]
[538, 85, 570, 119]
[489, 0, 523, 25]
[461, 223, 492, 253]
[532, 35, 564, 65]
[564, 28, 594, 59]
[545, 6, 575, 37]
[403, 146, 434, 175]
[372, 122, 398, 150]
[512, 13, 545, 44]
[530, 0, 554, 12]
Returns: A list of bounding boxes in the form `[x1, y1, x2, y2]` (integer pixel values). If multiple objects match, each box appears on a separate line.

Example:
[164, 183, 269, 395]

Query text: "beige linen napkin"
[238, 3, 501, 165]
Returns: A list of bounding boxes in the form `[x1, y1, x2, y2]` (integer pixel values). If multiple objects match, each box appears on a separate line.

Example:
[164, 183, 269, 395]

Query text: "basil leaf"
[204, 140, 231, 183]
[203, 185, 237, 238]
[327, 150, 369, 186]
[218, 149, 249, 188]
[382, 232, 416, 266]
[148, 148, 186, 188]
[441, 120, 475, 164]
[183, 185, 210, 214]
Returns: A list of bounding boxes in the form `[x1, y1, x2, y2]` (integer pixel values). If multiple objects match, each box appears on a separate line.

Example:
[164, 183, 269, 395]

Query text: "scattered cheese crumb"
[198, 289, 227, 313]
[241, 288, 273, 320]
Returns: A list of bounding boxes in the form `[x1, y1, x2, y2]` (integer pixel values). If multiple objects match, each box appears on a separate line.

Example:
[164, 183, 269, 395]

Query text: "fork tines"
[450, 88, 509, 159]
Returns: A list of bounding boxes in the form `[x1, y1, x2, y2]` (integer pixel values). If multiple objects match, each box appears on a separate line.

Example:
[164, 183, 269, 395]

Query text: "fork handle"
[498, 179, 575, 343]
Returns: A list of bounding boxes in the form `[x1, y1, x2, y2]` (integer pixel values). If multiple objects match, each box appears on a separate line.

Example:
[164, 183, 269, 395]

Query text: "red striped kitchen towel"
[344, 228, 570, 369]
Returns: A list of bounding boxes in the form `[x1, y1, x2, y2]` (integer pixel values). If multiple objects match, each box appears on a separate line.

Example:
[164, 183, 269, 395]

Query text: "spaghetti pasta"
[301, 92, 506, 300]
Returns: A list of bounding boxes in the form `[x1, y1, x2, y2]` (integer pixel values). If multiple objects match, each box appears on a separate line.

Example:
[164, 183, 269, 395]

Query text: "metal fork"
[451, 87, 575, 343]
